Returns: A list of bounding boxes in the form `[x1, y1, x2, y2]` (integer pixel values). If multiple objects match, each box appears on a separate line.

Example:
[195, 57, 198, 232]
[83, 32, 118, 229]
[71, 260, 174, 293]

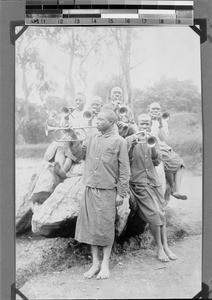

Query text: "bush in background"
[16, 97, 64, 145]
[166, 112, 202, 172]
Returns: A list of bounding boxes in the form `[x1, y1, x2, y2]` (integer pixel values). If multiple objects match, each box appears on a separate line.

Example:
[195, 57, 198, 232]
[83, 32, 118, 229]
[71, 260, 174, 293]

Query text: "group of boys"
[44, 86, 187, 279]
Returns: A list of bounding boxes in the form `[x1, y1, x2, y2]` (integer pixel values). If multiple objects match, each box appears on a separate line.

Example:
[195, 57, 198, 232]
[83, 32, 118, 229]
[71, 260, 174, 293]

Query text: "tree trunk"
[66, 30, 75, 106]
[112, 28, 133, 107]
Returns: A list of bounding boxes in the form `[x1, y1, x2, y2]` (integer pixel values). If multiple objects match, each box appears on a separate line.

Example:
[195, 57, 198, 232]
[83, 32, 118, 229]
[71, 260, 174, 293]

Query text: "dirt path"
[18, 235, 201, 299]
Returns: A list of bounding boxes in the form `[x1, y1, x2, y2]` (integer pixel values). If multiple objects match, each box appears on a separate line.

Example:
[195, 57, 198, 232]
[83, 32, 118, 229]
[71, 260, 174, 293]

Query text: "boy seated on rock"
[148, 102, 187, 200]
[44, 140, 77, 178]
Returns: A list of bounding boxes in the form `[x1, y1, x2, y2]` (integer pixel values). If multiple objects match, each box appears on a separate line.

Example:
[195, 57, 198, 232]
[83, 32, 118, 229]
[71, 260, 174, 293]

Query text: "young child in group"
[126, 113, 177, 262]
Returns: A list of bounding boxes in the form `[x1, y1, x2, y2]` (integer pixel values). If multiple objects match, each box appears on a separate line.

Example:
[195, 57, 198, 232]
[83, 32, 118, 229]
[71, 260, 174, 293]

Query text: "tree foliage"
[16, 98, 51, 144]
[15, 27, 201, 144]
[132, 77, 201, 120]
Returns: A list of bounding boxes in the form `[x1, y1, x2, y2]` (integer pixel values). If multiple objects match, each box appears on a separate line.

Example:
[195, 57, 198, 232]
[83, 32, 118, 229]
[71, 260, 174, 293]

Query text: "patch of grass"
[16, 235, 92, 289]
[15, 143, 48, 159]
[166, 112, 202, 173]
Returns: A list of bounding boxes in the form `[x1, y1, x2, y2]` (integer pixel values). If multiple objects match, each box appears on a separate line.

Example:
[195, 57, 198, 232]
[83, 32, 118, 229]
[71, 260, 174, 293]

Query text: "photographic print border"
[0, 0, 212, 299]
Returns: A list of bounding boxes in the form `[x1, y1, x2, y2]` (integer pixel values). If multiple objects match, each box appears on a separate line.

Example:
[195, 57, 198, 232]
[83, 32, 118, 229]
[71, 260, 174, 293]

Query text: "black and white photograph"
[15, 25, 202, 299]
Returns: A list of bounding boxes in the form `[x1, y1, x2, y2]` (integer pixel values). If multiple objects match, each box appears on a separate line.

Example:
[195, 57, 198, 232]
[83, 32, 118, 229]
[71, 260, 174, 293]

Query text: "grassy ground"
[166, 112, 202, 174]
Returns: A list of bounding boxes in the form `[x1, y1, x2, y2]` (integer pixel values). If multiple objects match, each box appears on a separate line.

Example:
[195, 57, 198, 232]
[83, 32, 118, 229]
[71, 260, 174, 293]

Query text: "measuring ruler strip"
[26, 9, 193, 23]
[25, 0, 193, 25]
[25, 16, 193, 25]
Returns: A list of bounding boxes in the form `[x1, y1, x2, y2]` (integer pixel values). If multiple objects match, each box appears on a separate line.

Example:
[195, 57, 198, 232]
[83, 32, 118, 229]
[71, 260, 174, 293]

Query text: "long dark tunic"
[72, 127, 131, 246]
[126, 136, 166, 226]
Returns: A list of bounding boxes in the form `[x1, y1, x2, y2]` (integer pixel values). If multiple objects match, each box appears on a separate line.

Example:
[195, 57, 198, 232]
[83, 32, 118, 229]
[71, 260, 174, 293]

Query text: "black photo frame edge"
[0, 0, 212, 299]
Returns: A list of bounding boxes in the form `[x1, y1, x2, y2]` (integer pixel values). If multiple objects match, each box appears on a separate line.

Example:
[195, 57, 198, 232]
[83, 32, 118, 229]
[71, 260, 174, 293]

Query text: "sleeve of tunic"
[151, 147, 161, 166]
[117, 139, 131, 197]
[125, 136, 134, 164]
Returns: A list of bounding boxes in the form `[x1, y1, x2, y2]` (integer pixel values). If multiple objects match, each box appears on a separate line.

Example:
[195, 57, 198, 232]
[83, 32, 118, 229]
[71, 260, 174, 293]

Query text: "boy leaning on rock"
[126, 113, 177, 262]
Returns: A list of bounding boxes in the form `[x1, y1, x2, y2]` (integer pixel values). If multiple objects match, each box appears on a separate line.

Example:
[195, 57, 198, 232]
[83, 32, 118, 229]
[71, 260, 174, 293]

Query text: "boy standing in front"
[71, 109, 131, 279]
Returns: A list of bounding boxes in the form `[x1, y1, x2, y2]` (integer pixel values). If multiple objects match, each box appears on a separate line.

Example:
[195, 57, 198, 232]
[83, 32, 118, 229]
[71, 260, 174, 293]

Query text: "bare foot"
[171, 192, 187, 200]
[164, 248, 178, 260]
[84, 264, 100, 279]
[157, 248, 170, 262]
[96, 265, 110, 279]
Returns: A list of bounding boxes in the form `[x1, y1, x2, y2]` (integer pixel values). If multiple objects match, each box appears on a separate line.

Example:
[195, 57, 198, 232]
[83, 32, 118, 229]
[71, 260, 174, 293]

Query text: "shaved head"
[99, 109, 118, 124]
[138, 113, 152, 123]
[150, 102, 161, 110]
[90, 95, 103, 106]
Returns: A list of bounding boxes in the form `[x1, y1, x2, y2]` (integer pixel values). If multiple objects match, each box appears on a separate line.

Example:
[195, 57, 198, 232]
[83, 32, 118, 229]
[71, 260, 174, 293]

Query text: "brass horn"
[60, 106, 70, 116]
[44, 123, 60, 136]
[134, 130, 147, 144]
[162, 112, 170, 121]
[45, 123, 96, 142]
[146, 136, 157, 148]
[134, 130, 157, 148]
[60, 106, 70, 126]
[83, 110, 94, 121]
[53, 127, 86, 142]
[118, 106, 128, 117]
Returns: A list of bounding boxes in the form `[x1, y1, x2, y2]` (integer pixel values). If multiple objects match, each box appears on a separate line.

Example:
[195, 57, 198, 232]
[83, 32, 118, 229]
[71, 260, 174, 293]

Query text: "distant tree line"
[132, 78, 201, 121]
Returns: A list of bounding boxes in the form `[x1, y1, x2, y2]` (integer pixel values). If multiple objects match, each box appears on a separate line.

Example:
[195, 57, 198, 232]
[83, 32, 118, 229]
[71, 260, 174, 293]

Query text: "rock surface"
[31, 161, 131, 238]
[16, 173, 36, 234]
[16, 160, 168, 238]
[16, 161, 62, 234]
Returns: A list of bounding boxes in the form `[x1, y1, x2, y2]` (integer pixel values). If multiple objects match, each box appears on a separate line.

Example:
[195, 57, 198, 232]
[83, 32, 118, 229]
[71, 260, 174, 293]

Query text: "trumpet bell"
[162, 112, 170, 121]
[83, 110, 93, 121]
[135, 130, 157, 147]
[118, 106, 128, 117]
[45, 123, 59, 136]
[147, 136, 157, 148]
[60, 106, 70, 116]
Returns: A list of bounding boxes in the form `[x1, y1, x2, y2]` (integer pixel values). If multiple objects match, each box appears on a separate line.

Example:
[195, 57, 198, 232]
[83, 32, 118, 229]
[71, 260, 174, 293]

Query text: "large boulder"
[16, 173, 36, 234]
[16, 161, 62, 234]
[29, 161, 62, 205]
[31, 161, 131, 238]
[16, 159, 169, 238]
[31, 172, 84, 237]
